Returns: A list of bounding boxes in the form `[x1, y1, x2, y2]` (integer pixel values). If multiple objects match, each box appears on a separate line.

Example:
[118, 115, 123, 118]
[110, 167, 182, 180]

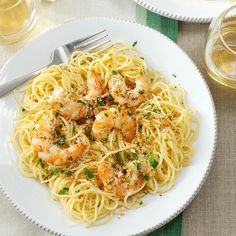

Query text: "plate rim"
[134, 0, 220, 23]
[0, 17, 218, 236]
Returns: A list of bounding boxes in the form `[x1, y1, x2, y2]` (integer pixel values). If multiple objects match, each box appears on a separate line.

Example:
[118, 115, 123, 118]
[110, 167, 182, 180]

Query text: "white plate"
[0, 18, 217, 236]
[134, 0, 235, 22]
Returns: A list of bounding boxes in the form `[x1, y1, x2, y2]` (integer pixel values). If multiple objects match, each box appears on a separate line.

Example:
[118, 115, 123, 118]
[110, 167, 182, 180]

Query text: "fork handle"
[0, 66, 48, 98]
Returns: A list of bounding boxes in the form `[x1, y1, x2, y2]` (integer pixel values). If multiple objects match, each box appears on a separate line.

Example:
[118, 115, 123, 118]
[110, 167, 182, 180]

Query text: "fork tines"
[67, 29, 111, 52]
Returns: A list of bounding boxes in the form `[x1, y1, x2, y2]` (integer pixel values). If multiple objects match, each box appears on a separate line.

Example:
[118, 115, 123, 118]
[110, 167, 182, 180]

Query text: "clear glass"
[0, 0, 41, 43]
[204, 5, 236, 89]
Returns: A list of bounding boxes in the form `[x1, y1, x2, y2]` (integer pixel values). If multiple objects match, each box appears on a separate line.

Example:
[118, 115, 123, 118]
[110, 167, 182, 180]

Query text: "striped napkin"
[136, 4, 182, 236]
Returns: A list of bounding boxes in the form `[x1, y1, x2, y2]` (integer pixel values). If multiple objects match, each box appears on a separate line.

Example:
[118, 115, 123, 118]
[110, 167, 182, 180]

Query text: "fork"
[0, 29, 110, 98]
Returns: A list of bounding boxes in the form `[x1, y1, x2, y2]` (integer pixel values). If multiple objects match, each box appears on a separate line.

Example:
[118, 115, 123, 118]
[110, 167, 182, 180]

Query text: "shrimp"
[85, 72, 103, 101]
[97, 159, 147, 198]
[48, 87, 88, 121]
[108, 75, 148, 107]
[32, 117, 89, 166]
[92, 107, 136, 143]
[48, 72, 102, 120]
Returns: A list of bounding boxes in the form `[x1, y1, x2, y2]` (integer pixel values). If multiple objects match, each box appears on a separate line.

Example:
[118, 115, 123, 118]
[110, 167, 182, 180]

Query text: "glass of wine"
[0, 0, 41, 43]
[204, 5, 236, 88]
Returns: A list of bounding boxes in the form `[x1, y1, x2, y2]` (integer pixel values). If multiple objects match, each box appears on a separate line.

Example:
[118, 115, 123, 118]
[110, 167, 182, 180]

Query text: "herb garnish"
[149, 152, 158, 169]
[55, 112, 59, 117]
[58, 188, 69, 195]
[77, 100, 86, 104]
[132, 41, 137, 47]
[52, 169, 60, 176]
[127, 110, 132, 117]
[97, 97, 105, 106]
[131, 152, 139, 160]
[138, 124, 143, 133]
[66, 170, 72, 177]
[143, 174, 150, 181]
[153, 109, 161, 114]
[85, 110, 91, 119]
[115, 152, 123, 165]
[84, 168, 94, 179]
[112, 70, 118, 75]
[136, 162, 141, 170]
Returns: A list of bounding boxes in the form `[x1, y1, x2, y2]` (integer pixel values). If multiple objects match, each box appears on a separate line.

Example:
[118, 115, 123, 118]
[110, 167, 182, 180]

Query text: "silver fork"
[0, 29, 110, 98]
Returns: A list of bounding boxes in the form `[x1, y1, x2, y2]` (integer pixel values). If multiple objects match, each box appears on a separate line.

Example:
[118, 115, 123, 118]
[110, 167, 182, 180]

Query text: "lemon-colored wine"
[205, 16, 236, 88]
[0, 0, 28, 35]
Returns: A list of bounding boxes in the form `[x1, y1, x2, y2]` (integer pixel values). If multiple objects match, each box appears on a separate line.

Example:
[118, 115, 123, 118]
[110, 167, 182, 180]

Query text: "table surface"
[0, 1, 235, 236]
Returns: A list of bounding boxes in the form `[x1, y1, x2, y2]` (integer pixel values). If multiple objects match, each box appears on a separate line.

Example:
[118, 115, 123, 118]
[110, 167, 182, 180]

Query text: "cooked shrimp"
[92, 107, 136, 142]
[85, 72, 103, 100]
[35, 138, 88, 166]
[32, 117, 89, 166]
[48, 87, 88, 121]
[98, 159, 147, 198]
[108, 75, 148, 107]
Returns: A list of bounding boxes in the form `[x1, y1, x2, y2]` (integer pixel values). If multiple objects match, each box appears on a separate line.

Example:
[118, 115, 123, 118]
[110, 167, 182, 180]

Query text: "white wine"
[0, 0, 28, 35]
[205, 16, 236, 88]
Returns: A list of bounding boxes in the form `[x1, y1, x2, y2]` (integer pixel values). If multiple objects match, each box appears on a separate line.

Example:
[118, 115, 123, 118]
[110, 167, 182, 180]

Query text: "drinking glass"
[204, 5, 236, 88]
[0, 0, 41, 43]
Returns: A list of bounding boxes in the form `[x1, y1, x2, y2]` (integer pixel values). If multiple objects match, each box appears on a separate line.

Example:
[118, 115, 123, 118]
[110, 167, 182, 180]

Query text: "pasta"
[12, 41, 198, 225]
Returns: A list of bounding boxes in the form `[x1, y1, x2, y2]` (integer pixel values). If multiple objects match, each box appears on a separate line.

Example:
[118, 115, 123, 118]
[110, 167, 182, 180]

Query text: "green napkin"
[136, 4, 182, 236]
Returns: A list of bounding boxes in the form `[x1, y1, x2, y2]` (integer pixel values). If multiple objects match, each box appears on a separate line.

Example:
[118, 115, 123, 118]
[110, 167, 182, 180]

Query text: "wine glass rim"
[218, 4, 236, 56]
[0, 0, 23, 13]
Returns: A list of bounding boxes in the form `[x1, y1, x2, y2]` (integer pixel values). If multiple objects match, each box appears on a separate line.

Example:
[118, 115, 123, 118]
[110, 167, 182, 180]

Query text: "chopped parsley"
[140, 57, 144, 60]
[149, 152, 158, 169]
[54, 133, 66, 146]
[143, 151, 148, 156]
[77, 120, 83, 125]
[85, 110, 91, 119]
[138, 124, 143, 133]
[58, 188, 69, 195]
[75, 189, 80, 193]
[66, 170, 72, 177]
[55, 112, 59, 117]
[118, 106, 121, 112]
[138, 90, 144, 95]
[115, 152, 123, 165]
[153, 109, 161, 114]
[88, 133, 94, 141]
[77, 100, 86, 104]
[131, 152, 139, 160]
[84, 168, 94, 179]
[97, 97, 105, 106]
[143, 174, 150, 181]
[59, 124, 63, 128]
[52, 169, 60, 176]
[54, 140, 66, 146]
[127, 110, 132, 117]
[139, 200, 143, 205]
[136, 141, 141, 147]
[132, 41, 137, 47]
[172, 74, 177, 78]
[150, 78, 154, 83]
[124, 152, 131, 161]
[136, 162, 141, 170]
[38, 158, 44, 168]
[112, 70, 118, 75]
[146, 112, 151, 118]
